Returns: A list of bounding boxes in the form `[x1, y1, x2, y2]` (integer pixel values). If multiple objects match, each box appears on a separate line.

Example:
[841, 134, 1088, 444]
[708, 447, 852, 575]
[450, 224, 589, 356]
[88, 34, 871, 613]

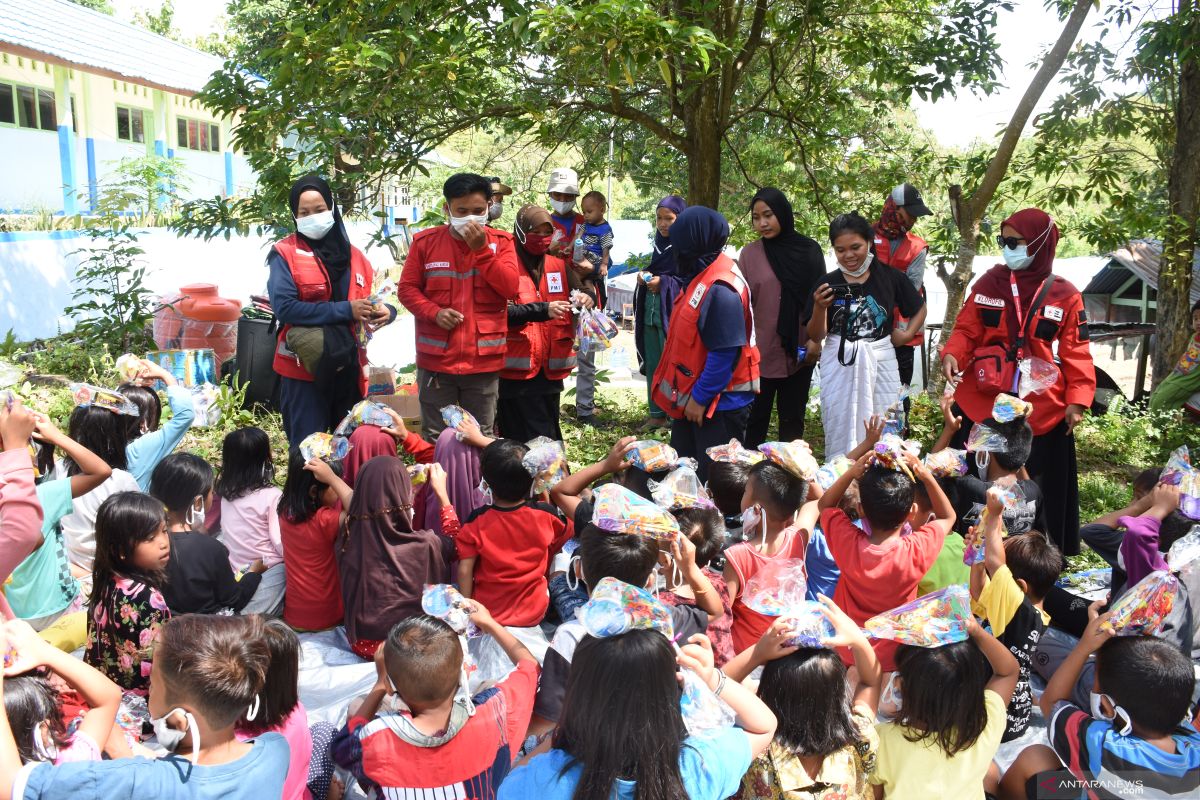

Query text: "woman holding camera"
[805, 212, 926, 457]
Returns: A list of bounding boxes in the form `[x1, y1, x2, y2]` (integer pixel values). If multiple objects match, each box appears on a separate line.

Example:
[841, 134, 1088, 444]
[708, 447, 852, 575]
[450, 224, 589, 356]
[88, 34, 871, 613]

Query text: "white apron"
[819, 335, 901, 458]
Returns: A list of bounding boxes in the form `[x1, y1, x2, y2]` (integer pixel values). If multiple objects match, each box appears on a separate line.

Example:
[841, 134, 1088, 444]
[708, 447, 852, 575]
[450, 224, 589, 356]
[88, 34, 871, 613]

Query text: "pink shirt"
[0, 448, 44, 618]
[237, 703, 313, 800]
[741, 241, 801, 380]
[726, 525, 808, 653]
[220, 486, 285, 569]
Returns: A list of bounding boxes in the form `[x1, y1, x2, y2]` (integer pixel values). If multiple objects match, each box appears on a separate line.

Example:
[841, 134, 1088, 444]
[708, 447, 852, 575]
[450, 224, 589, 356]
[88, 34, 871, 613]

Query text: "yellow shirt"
[870, 689, 1007, 800]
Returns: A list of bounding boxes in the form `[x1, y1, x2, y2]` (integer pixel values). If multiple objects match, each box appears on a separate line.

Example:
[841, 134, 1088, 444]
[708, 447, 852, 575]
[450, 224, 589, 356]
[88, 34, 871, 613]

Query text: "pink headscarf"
[421, 427, 486, 533]
[344, 425, 399, 487]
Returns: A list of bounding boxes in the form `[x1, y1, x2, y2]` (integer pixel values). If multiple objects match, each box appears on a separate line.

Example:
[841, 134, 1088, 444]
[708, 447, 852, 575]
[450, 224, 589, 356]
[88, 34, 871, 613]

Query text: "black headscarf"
[670, 206, 730, 282]
[751, 188, 826, 358]
[289, 174, 353, 299]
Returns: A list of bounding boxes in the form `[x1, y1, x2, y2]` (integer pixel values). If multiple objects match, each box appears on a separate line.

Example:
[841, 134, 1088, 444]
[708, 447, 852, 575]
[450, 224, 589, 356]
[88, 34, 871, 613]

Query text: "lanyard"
[1008, 273, 1048, 393]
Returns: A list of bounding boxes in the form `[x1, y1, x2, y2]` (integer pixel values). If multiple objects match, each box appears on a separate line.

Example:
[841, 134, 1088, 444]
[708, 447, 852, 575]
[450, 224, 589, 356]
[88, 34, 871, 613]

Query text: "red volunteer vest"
[501, 255, 578, 381]
[652, 254, 760, 419]
[875, 231, 928, 347]
[271, 234, 374, 393]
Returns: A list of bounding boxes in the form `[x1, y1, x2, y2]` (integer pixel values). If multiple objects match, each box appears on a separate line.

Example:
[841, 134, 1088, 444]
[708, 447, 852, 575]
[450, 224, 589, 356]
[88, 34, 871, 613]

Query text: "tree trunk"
[1152, 3, 1200, 386]
[685, 81, 723, 209]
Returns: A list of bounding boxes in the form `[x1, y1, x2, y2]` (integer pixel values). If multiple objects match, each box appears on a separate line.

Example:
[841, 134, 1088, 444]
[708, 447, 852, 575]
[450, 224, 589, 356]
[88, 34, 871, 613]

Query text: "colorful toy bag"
[624, 439, 679, 473]
[69, 383, 138, 416]
[299, 432, 351, 463]
[758, 440, 819, 481]
[1101, 571, 1178, 637]
[706, 438, 764, 466]
[334, 400, 394, 437]
[872, 435, 918, 479]
[815, 456, 853, 490]
[743, 559, 809, 616]
[991, 393, 1032, 423]
[962, 479, 1022, 567]
[649, 465, 714, 509]
[523, 437, 568, 495]
[1017, 356, 1060, 398]
[591, 483, 681, 540]
[440, 405, 479, 441]
[783, 601, 837, 649]
[864, 585, 972, 647]
[421, 584, 479, 638]
[882, 386, 909, 436]
[965, 422, 1008, 454]
[924, 448, 968, 478]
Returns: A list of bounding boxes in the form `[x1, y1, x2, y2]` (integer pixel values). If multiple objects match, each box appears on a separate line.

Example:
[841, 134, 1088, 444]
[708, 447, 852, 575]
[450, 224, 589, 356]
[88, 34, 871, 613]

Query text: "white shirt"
[54, 461, 140, 572]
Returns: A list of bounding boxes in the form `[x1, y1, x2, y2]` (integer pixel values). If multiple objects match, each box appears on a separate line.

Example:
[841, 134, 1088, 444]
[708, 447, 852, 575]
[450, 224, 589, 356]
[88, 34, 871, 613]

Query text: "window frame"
[0, 80, 64, 132]
[175, 114, 223, 153]
[116, 104, 146, 143]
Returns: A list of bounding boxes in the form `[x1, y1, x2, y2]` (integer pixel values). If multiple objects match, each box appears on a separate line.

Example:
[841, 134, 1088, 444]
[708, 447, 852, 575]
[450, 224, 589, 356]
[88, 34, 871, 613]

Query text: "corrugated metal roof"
[1091, 239, 1200, 303]
[0, 0, 224, 95]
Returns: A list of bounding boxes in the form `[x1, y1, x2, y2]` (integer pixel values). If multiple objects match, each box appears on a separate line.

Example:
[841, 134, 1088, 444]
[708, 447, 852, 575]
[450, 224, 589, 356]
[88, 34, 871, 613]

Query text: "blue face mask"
[1003, 244, 1032, 271]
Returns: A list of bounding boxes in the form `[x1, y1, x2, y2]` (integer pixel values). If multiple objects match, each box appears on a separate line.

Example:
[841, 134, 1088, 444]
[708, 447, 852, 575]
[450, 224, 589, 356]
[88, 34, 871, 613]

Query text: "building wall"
[0, 50, 254, 214]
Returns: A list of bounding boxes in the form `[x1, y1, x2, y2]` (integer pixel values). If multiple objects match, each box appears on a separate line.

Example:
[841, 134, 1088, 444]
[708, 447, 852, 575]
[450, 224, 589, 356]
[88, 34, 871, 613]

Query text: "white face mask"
[1089, 692, 1133, 735]
[31, 722, 58, 762]
[882, 673, 903, 712]
[839, 252, 873, 279]
[550, 198, 576, 215]
[742, 504, 765, 546]
[477, 478, 493, 506]
[297, 210, 336, 240]
[1002, 245, 1032, 271]
[448, 211, 489, 232]
[151, 708, 200, 759]
[185, 498, 206, 530]
[488, 201, 503, 221]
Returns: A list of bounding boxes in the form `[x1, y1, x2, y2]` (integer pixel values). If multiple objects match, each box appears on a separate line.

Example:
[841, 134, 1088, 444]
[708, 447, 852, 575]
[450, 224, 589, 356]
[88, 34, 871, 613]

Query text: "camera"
[829, 283, 865, 304]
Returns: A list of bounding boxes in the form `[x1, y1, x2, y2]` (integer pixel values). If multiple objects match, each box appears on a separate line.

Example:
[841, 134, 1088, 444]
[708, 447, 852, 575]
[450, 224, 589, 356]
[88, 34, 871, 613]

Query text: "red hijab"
[344, 425, 399, 487]
[979, 208, 1060, 314]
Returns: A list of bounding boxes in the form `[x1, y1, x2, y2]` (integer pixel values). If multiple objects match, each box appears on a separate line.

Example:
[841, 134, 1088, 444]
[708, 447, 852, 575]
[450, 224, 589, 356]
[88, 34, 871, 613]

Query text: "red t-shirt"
[339, 659, 539, 799]
[457, 502, 572, 627]
[280, 505, 344, 631]
[821, 507, 946, 671]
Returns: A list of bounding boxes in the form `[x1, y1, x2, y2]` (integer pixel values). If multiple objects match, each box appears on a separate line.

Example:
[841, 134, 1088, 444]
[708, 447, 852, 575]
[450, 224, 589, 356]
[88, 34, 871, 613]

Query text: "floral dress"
[738, 708, 878, 800]
[85, 577, 170, 694]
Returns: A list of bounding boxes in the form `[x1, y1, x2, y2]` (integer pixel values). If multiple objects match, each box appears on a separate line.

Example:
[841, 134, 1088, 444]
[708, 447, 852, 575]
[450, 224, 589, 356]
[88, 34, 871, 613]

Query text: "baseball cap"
[487, 177, 513, 197]
[890, 183, 932, 217]
[547, 168, 580, 196]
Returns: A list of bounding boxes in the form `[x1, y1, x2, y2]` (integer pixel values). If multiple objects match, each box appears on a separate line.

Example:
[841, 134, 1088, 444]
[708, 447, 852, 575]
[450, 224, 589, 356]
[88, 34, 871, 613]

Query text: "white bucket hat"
[547, 167, 580, 196]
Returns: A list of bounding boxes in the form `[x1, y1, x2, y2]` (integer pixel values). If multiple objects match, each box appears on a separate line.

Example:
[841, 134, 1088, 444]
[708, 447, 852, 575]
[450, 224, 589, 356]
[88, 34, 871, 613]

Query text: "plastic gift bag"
[679, 668, 735, 736]
[577, 577, 674, 639]
[69, 383, 138, 417]
[578, 309, 617, 354]
[991, 393, 1033, 423]
[1162, 446, 1192, 486]
[882, 386, 910, 437]
[815, 456, 854, 490]
[440, 405, 479, 441]
[924, 449, 968, 478]
[1018, 356, 1060, 398]
[757, 441, 819, 481]
[966, 422, 1008, 453]
[624, 439, 679, 473]
[962, 479, 1022, 566]
[421, 584, 478, 638]
[649, 465, 714, 510]
[334, 400, 394, 437]
[189, 384, 221, 428]
[864, 585, 972, 647]
[743, 559, 809, 616]
[1167, 526, 1200, 573]
[523, 437, 568, 495]
[591, 483, 681, 540]
[872, 435, 918, 479]
[705, 439, 764, 466]
[1054, 567, 1112, 595]
[1180, 471, 1200, 521]
[1101, 571, 1178, 637]
[783, 601, 837, 648]
[299, 432, 351, 463]
[408, 464, 429, 487]
[115, 353, 142, 383]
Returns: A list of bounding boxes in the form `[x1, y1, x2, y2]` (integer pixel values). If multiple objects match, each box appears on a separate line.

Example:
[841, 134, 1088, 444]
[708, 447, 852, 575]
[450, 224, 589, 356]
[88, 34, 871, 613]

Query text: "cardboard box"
[369, 381, 421, 428]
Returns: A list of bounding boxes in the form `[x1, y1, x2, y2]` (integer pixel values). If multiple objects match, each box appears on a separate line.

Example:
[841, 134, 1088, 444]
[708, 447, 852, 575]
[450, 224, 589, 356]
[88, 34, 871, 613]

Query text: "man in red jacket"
[398, 173, 521, 439]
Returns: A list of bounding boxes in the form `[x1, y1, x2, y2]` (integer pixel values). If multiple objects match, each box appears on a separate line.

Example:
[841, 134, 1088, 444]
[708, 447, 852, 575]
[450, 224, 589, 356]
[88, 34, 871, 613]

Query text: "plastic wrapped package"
[421, 584, 478, 637]
[299, 432, 351, 463]
[991, 393, 1033, 423]
[624, 439, 679, 473]
[523, 437, 568, 495]
[69, 383, 138, 416]
[864, 585, 972, 647]
[1018, 356, 1060, 398]
[1162, 446, 1191, 486]
[577, 577, 674, 639]
[743, 558, 809, 616]
[815, 456, 853, 490]
[190, 384, 221, 428]
[408, 464, 429, 487]
[1167, 526, 1200, 573]
[334, 400, 394, 437]
[962, 479, 1022, 566]
[757, 441, 819, 481]
[1055, 568, 1112, 595]
[924, 449, 968, 478]
[1101, 571, 1178, 637]
[578, 309, 617, 354]
[882, 386, 909, 437]
[590, 483, 681, 540]
[649, 465, 714, 509]
[1181, 471, 1200, 521]
[872, 435, 919, 479]
[705, 439, 764, 466]
[440, 405, 479, 441]
[679, 668, 736, 736]
[966, 422, 1008, 453]
[115, 353, 142, 383]
[783, 601, 837, 648]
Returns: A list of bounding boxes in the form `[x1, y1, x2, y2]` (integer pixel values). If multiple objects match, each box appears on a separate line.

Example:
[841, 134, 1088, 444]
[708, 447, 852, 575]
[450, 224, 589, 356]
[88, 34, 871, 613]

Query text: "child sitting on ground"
[872, 616, 1020, 798]
[727, 596, 883, 800]
[117, 358, 196, 491]
[458, 439, 572, 630]
[819, 451, 954, 674]
[214, 427, 285, 616]
[1001, 612, 1200, 800]
[332, 600, 538, 799]
[150, 453, 264, 615]
[278, 450, 353, 632]
[708, 459, 751, 544]
[2, 614, 289, 798]
[725, 459, 818, 653]
[968, 488, 1064, 747]
[3, 618, 121, 764]
[660, 505, 735, 665]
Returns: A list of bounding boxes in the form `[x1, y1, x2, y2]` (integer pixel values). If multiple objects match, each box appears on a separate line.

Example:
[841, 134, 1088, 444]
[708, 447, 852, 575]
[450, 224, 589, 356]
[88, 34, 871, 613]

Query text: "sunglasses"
[996, 235, 1026, 250]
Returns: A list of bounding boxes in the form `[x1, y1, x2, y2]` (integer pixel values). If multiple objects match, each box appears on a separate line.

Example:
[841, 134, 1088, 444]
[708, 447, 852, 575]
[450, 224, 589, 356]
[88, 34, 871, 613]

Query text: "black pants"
[671, 403, 753, 482]
[745, 367, 814, 449]
[496, 391, 563, 442]
[280, 375, 363, 446]
[951, 407, 1081, 556]
[895, 344, 915, 427]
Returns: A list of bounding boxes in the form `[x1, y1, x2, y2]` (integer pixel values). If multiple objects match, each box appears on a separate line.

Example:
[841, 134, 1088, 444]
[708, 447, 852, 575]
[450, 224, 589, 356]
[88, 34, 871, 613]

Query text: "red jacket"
[397, 225, 521, 374]
[941, 271, 1095, 435]
[501, 255, 578, 381]
[271, 234, 374, 394]
[875, 231, 927, 347]
[652, 254, 760, 419]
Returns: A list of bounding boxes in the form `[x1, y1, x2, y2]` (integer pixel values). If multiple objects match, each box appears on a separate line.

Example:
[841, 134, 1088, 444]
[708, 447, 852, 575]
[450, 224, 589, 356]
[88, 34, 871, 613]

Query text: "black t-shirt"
[953, 476, 1044, 537]
[162, 531, 261, 615]
[998, 596, 1045, 742]
[803, 265, 924, 342]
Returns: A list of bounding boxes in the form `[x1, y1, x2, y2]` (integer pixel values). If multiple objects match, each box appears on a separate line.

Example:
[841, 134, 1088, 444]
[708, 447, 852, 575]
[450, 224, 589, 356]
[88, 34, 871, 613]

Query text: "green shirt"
[7, 479, 80, 619]
[917, 534, 970, 598]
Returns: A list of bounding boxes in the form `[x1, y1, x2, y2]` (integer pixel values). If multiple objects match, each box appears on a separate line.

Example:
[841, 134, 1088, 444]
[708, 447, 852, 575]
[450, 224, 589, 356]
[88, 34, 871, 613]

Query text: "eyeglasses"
[996, 235, 1026, 250]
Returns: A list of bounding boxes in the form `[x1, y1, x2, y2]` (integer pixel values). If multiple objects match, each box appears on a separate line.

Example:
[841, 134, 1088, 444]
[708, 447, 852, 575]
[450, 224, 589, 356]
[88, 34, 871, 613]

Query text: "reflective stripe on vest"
[478, 337, 506, 349]
[417, 336, 449, 349]
[426, 269, 480, 280]
[505, 356, 533, 371]
[548, 356, 577, 371]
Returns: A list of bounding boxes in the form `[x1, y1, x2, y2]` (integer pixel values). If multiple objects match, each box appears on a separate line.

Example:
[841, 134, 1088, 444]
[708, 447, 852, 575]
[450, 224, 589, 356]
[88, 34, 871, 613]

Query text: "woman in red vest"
[940, 208, 1094, 555]
[496, 205, 579, 441]
[267, 175, 393, 444]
